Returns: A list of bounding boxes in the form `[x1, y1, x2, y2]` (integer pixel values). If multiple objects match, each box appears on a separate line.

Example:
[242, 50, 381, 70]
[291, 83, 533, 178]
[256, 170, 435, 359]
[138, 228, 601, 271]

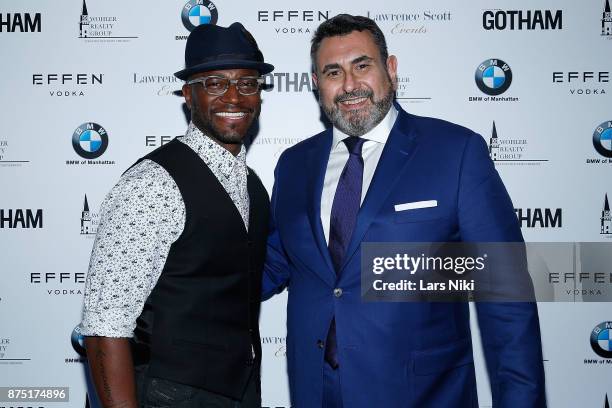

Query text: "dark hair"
[310, 14, 389, 73]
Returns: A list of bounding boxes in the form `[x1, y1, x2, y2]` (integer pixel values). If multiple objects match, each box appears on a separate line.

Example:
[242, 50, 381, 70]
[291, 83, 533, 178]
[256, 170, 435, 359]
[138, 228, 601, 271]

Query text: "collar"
[331, 104, 398, 149]
[180, 122, 247, 178]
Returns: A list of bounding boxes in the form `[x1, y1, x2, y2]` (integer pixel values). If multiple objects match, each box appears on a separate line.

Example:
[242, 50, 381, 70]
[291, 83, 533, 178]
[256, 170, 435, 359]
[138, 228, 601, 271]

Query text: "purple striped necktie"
[324, 136, 365, 369]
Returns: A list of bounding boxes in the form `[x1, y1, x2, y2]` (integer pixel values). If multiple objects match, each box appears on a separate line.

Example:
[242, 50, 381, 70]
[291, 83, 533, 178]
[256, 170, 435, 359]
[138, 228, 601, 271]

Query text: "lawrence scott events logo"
[590, 321, 612, 358]
[366, 9, 452, 35]
[78, 0, 137, 42]
[0, 139, 29, 167]
[181, 0, 218, 31]
[67, 123, 115, 166]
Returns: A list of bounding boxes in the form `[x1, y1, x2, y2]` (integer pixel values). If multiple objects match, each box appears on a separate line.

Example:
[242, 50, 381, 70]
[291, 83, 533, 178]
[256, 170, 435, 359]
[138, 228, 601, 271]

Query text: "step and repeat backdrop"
[1, 0, 611, 407]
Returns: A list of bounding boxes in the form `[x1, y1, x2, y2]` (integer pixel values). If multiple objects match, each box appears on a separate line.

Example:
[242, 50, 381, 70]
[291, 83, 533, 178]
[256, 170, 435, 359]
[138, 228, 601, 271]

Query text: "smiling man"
[263, 14, 546, 407]
[80, 23, 273, 408]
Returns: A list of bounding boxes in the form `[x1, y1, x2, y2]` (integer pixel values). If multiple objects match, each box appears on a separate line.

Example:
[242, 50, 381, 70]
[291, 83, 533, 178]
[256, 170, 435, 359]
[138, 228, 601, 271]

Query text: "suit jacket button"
[317, 340, 325, 349]
[334, 288, 343, 298]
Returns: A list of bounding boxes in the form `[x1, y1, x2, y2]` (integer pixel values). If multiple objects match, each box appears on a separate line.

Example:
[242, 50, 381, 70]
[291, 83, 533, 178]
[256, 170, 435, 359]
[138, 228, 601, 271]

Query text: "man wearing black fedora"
[80, 22, 274, 408]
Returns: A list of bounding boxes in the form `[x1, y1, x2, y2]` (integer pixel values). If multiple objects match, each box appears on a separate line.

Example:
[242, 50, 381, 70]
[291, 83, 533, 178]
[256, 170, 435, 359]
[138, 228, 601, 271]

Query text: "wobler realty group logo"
[487, 121, 548, 166]
[602, 0, 612, 38]
[602, 193, 611, 237]
[0, 139, 29, 168]
[470, 59, 518, 103]
[78, 0, 137, 42]
[80, 194, 99, 237]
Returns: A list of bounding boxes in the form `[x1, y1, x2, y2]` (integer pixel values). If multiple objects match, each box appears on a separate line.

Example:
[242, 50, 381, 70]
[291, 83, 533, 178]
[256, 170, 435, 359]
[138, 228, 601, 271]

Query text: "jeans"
[136, 367, 260, 408]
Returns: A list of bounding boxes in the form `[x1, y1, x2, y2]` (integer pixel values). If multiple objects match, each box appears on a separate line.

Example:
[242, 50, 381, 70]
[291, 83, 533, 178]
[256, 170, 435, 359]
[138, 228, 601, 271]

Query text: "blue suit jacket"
[263, 107, 546, 408]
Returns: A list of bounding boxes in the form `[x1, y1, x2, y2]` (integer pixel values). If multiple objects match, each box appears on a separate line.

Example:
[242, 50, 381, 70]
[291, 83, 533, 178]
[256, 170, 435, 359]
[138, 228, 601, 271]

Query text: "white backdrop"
[1, 0, 611, 407]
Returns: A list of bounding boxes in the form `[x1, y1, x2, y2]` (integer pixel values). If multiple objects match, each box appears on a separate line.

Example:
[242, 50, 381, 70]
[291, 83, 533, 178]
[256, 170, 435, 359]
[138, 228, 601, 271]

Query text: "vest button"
[334, 288, 343, 298]
[317, 340, 325, 349]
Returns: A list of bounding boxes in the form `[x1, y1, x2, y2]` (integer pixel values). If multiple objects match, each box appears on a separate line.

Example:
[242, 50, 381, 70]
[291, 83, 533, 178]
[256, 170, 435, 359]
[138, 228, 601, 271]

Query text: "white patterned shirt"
[79, 123, 249, 337]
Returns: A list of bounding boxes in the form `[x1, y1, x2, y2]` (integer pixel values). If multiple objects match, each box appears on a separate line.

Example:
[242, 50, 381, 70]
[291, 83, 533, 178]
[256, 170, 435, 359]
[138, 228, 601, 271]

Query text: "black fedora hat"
[175, 22, 274, 80]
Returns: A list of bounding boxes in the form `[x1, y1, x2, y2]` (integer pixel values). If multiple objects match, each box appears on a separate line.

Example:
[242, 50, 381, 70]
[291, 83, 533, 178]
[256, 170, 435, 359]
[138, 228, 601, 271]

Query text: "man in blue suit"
[263, 14, 546, 408]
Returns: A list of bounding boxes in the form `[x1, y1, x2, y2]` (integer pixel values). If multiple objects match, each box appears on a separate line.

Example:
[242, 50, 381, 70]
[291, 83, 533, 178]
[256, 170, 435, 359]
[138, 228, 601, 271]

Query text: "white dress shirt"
[321, 106, 398, 244]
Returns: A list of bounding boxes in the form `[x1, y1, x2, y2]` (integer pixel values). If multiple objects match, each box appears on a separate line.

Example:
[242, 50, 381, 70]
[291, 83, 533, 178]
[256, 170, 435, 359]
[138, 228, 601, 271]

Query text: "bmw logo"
[72, 123, 108, 159]
[475, 59, 513, 96]
[593, 121, 612, 158]
[181, 0, 218, 32]
[590, 321, 612, 358]
[71, 325, 87, 357]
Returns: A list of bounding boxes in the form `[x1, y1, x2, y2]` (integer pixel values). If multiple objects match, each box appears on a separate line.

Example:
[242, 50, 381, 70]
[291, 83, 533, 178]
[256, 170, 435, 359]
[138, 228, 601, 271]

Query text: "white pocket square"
[394, 200, 438, 212]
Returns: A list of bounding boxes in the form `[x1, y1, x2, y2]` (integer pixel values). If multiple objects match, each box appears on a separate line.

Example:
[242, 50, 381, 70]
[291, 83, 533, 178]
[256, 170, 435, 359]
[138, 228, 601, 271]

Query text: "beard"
[320, 82, 395, 137]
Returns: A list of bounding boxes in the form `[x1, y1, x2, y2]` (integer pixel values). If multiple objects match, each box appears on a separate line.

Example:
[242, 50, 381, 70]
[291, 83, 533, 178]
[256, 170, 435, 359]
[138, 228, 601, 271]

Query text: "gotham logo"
[514, 208, 562, 228]
[78, 0, 138, 42]
[482, 10, 562, 30]
[32, 73, 103, 97]
[0, 12, 41, 32]
[0, 209, 43, 229]
[67, 123, 115, 165]
[552, 71, 609, 96]
[487, 121, 547, 165]
[263, 72, 316, 93]
[256, 9, 329, 35]
[590, 321, 612, 358]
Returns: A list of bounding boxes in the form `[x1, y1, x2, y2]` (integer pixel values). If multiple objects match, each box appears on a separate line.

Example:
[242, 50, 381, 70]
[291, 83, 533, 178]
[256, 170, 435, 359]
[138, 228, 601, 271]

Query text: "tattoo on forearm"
[95, 347, 115, 404]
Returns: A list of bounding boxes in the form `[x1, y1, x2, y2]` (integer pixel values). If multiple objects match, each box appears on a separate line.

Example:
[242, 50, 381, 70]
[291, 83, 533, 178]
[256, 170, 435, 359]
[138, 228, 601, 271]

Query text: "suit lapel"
[340, 110, 419, 273]
[305, 130, 337, 285]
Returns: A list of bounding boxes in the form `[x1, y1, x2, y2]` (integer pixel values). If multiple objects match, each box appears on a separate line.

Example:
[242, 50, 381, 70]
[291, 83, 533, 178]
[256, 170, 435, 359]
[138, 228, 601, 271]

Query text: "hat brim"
[175, 60, 274, 80]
